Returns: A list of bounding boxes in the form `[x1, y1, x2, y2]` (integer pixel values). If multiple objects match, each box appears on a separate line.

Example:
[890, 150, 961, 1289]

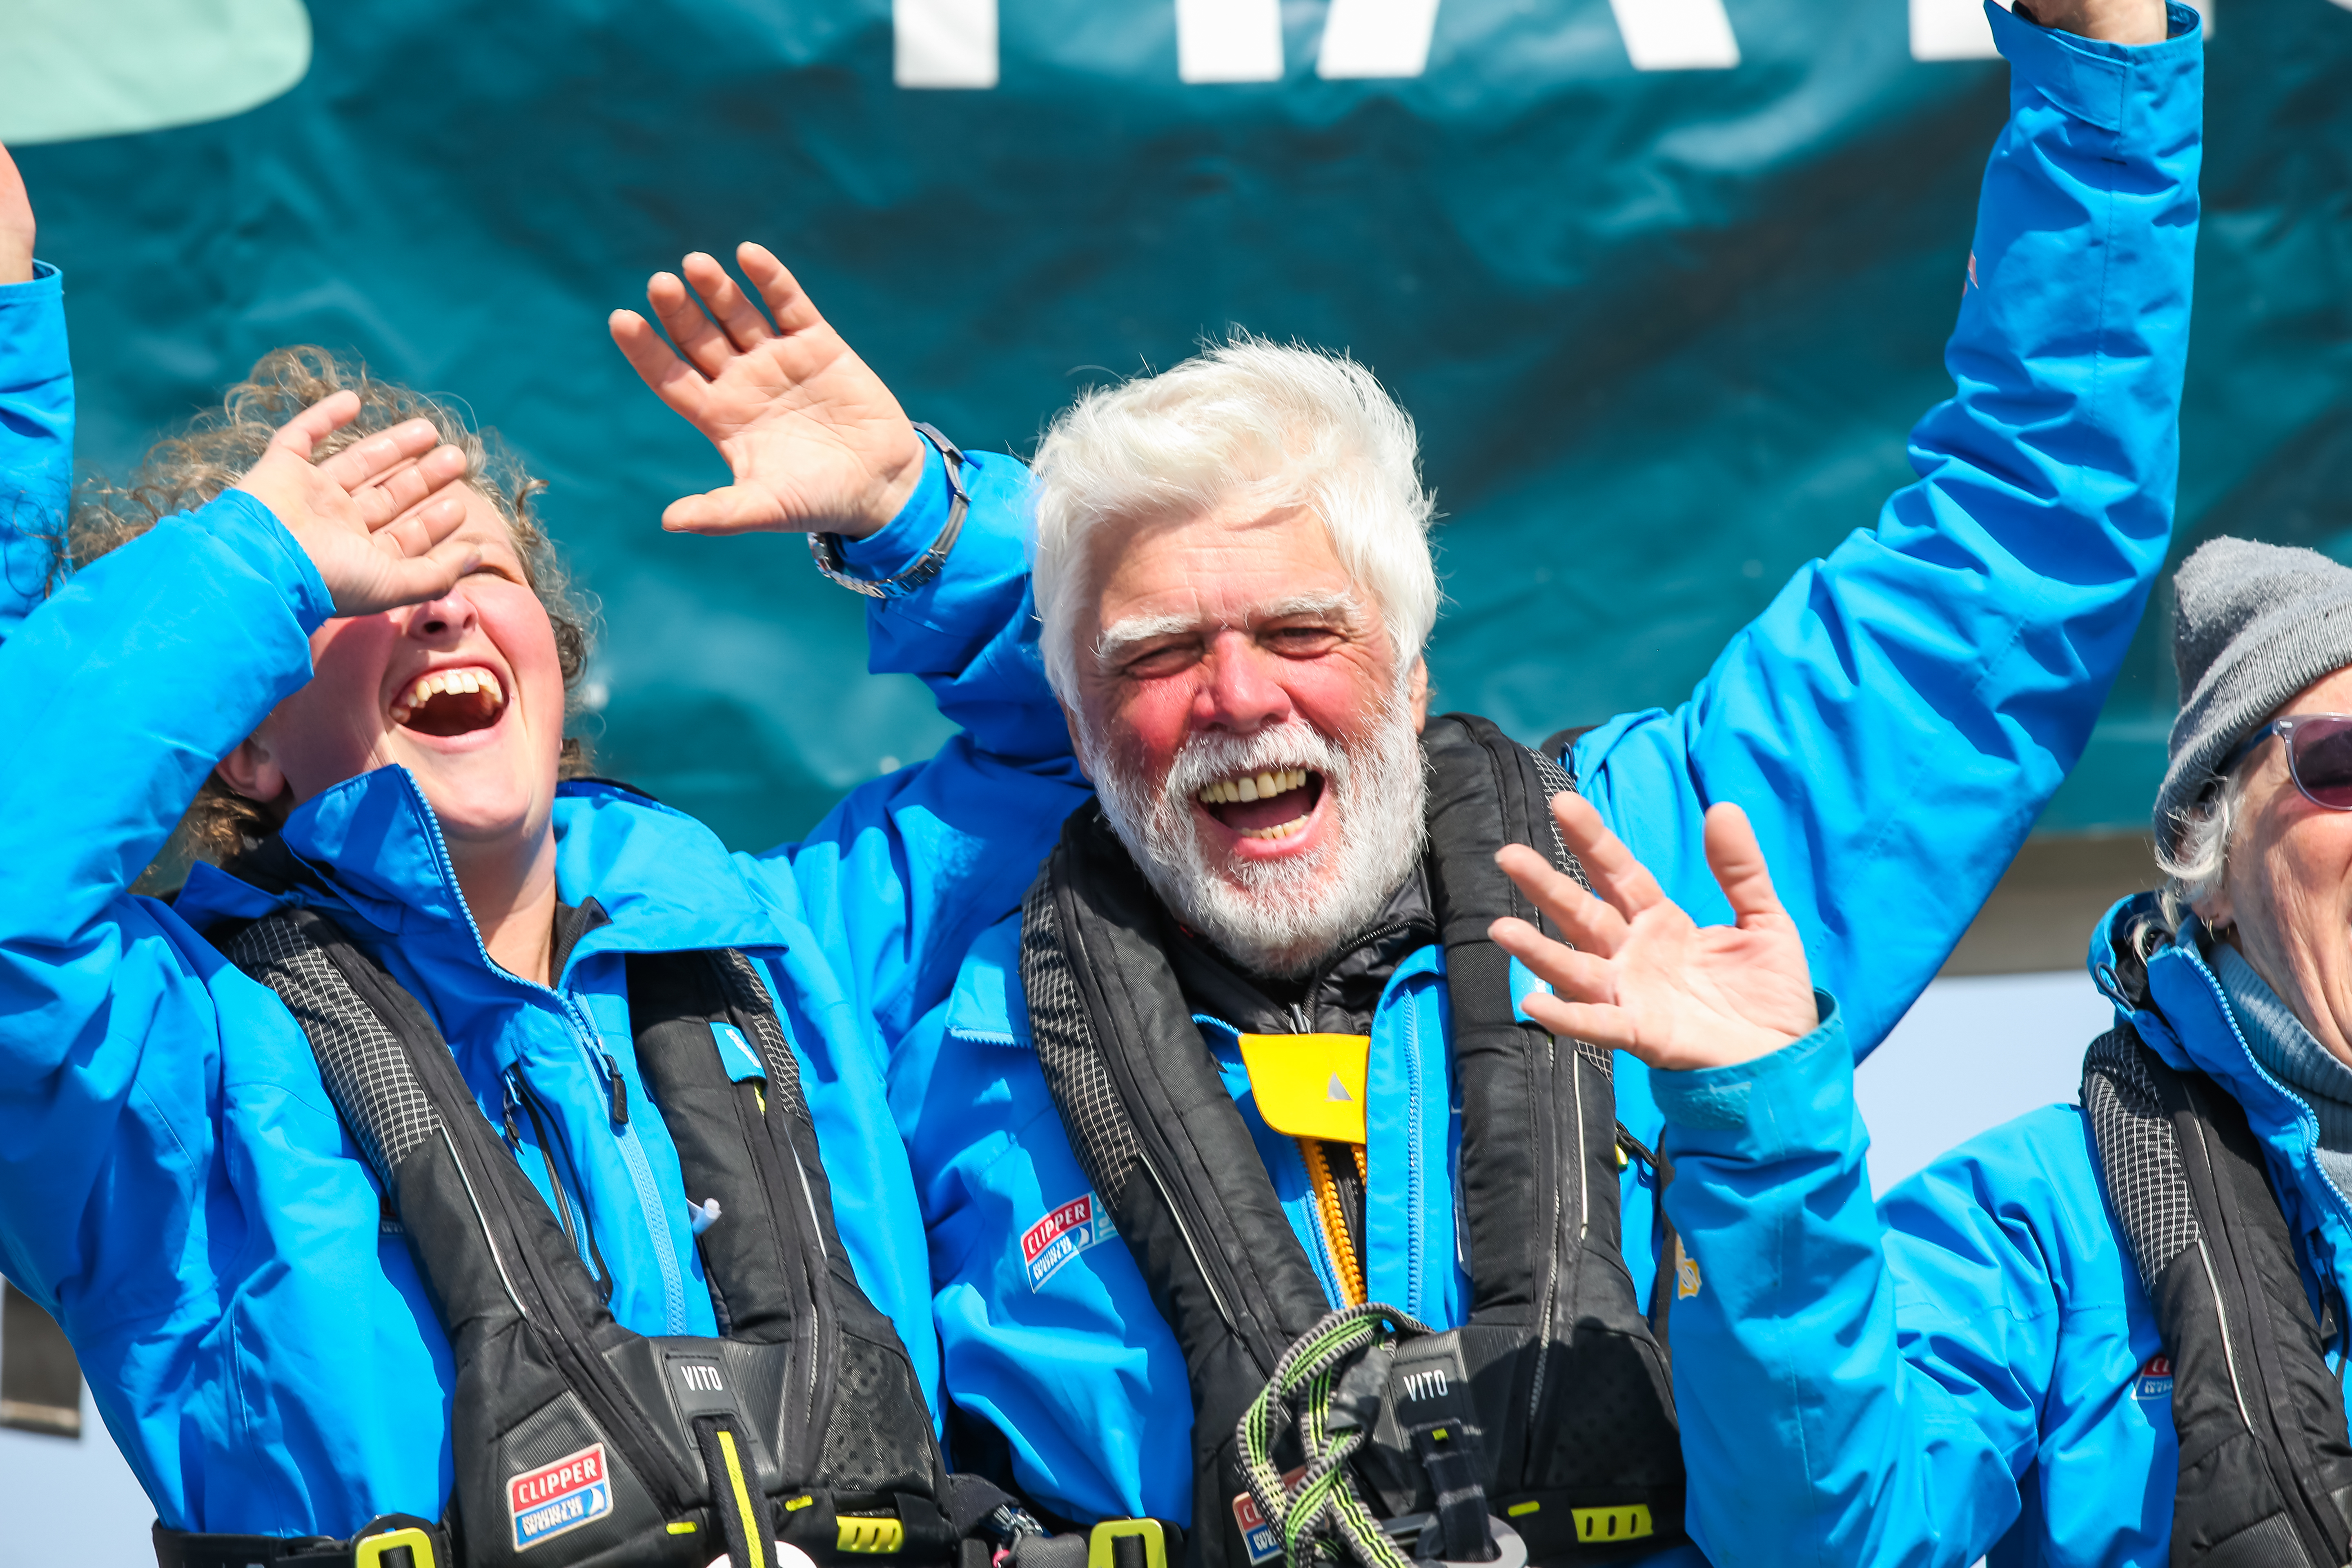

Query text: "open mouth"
[1195, 767, 1324, 841]
[390, 667, 508, 738]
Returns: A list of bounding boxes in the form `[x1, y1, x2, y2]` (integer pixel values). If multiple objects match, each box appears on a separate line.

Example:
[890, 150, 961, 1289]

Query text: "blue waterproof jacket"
[0, 299, 1090, 1538]
[0, 260, 67, 641]
[1651, 889, 2352, 1568]
[887, 2, 2205, 1541]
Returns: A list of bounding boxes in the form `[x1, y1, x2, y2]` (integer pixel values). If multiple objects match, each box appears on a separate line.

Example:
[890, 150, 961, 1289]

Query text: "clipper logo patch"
[2133, 1354, 2174, 1403]
[510, 1442, 613, 1551]
[1021, 1192, 1118, 1291]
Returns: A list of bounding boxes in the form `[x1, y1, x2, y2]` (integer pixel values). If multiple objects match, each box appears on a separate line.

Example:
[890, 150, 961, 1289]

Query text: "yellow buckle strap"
[354, 1524, 438, 1568]
[837, 1516, 907, 1554]
[1088, 1519, 1169, 1568]
[1571, 1504, 1654, 1543]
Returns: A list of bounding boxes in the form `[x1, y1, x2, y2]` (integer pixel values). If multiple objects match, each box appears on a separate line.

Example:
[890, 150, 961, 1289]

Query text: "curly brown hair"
[72, 346, 600, 882]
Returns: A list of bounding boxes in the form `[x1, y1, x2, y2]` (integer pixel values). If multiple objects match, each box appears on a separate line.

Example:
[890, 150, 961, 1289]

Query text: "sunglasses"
[2220, 713, 2352, 810]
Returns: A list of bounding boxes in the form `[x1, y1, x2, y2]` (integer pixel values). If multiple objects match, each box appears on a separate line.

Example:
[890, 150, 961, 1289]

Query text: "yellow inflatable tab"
[1572, 1504, 1654, 1543]
[1237, 1033, 1370, 1144]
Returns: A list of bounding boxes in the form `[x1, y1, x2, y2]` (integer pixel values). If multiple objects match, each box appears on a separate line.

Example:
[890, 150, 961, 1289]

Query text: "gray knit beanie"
[2156, 537, 2352, 855]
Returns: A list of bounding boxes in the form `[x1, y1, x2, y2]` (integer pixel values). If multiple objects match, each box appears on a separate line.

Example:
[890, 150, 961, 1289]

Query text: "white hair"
[1029, 336, 1439, 702]
[2154, 766, 2250, 941]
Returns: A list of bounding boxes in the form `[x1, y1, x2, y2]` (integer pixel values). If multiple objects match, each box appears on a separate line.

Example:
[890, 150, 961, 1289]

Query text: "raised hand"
[0, 142, 35, 285]
[229, 393, 482, 617]
[1489, 793, 1818, 1073]
[610, 244, 927, 539]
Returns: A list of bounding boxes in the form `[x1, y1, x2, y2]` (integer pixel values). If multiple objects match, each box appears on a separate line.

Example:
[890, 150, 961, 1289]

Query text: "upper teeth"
[1197, 768, 1309, 806]
[392, 668, 505, 719]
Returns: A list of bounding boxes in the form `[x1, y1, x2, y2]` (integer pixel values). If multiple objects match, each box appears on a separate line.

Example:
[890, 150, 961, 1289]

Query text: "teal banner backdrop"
[9, 0, 2349, 848]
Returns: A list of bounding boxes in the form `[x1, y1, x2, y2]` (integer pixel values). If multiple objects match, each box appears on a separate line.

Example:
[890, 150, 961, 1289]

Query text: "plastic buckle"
[352, 1523, 437, 1568]
[1087, 1519, 1167, 1568]
[837, 1516, 908, 1554]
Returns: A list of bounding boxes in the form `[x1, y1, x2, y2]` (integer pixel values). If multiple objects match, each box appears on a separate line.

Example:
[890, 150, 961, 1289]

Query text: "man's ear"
[214, 733, 287, 805]
[1406, 657, 1431, 733]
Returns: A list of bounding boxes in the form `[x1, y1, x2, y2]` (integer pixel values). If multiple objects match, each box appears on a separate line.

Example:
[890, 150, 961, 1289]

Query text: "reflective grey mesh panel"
[227, 915, 443, 1183]
[1528, 745, 1592, 893]
[2083, 1026, 2201, 1292]
[1020, 873, 1144, 1207]
[714, 949, 811, 1126]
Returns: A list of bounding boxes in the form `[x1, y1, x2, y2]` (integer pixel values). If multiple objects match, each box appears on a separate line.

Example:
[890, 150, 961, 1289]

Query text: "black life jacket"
[179, 904, 961, 1568]
[2082, 1021, 2352, 1566]
[1017, 713, 1684, 1568]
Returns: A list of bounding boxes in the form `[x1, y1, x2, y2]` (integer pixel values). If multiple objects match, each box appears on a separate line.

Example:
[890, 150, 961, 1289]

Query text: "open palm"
[611, 244, 926, 539]
[230, 395, 479, 617]
[1490, 794, 1817, 1072]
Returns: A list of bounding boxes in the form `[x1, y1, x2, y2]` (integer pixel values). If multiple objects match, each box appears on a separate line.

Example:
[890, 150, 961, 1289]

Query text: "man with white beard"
[887, 4, 2203, 1565]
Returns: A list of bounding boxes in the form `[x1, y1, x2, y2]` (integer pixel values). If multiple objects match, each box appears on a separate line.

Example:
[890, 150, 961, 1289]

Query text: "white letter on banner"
[1316, 0, 1443, 79]
[1607, 0, 1740, 70]
[895, 0, 998, 88]
[1912, 0, 2209, 60]
[1179, 0, 1286, 82]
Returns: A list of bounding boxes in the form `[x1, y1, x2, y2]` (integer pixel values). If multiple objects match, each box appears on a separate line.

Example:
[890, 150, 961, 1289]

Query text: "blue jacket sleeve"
[0, 262, 70, 641]
[1653, 1005, 2066, 1568]
[1575, 3, 2204, 1062]
[0, 492, 330, 1302]
[756, 444, 1089, 1062]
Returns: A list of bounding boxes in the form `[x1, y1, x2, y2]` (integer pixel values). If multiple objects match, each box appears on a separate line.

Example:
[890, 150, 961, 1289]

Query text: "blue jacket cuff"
[0, 259, 62, 304]
[839, 439, 950, 577]
[196, 489, 336, 633]
[1653, 991, 1848, 1158]
[1989, 0, 2203, 136]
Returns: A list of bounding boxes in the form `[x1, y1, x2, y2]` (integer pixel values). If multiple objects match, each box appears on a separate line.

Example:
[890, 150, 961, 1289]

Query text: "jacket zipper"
[403, 780, 692, 1334]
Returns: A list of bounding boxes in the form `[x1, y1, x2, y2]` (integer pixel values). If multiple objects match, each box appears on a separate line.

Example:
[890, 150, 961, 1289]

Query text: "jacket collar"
[174, 766, 791, 982]
[2093, 893, 2352, 1289]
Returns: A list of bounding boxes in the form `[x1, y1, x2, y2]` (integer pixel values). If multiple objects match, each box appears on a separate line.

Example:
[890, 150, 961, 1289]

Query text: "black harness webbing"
[1021, 713, 1684, 1568]
[159, 906, 956, 1568]
[2083, 1022, 2352, 1566]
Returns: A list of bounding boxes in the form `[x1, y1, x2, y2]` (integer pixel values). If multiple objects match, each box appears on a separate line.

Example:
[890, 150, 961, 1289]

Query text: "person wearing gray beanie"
[2154, 535, 2352, 863]
[1462, 524, 2352, 1568]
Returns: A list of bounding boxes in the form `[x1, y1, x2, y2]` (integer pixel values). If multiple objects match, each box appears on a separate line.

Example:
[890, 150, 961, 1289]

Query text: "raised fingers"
[268, 390, 364, 460]
[1495, 841, 1626, 956]
[314, 416, 444, 493]
[737, 243, 823, 336]
[1703, 802, 1790, 930]
[610, 307, 711, 421]
[681, 250, 774, 353]
[1547, 791, 1669, 922]
[1490, 914, 1615, 1002]
[372, 489, 471, 560]
[646, 267, 735, 380]
[352, 443, 468, 527]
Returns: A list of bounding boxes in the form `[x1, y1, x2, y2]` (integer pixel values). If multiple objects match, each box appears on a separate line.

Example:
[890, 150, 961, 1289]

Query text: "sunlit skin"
[2196, 665, 2352, 1069]
[192, 240, 927, 985]
[1065, 498, 1429, 880]
[217, 477, 570, 984]
[1489, 793, 1819, 1073]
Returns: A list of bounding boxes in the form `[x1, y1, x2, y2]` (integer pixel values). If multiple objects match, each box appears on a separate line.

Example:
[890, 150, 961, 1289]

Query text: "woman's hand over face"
[1490, 793, 1819, 1074]
[229, 394, 482, 617]
[610, 244, 926, 542]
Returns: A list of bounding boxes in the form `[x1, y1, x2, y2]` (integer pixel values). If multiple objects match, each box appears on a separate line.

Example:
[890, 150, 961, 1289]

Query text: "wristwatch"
[807, 423, 970, 599]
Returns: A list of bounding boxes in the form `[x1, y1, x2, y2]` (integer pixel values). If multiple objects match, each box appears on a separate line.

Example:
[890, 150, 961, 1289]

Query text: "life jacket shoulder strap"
[2082, 1023, 2352, 1566]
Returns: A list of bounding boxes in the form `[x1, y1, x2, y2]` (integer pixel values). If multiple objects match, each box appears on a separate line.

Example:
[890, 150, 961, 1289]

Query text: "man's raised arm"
[1574, 0, 2201, 1060]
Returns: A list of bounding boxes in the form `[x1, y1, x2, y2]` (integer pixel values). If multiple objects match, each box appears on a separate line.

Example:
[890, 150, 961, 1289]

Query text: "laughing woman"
[0, 150, 1086, 1565]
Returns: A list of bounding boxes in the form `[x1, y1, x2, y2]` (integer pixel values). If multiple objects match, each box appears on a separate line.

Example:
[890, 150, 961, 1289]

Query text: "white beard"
[1082, 693, 1430, 980]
